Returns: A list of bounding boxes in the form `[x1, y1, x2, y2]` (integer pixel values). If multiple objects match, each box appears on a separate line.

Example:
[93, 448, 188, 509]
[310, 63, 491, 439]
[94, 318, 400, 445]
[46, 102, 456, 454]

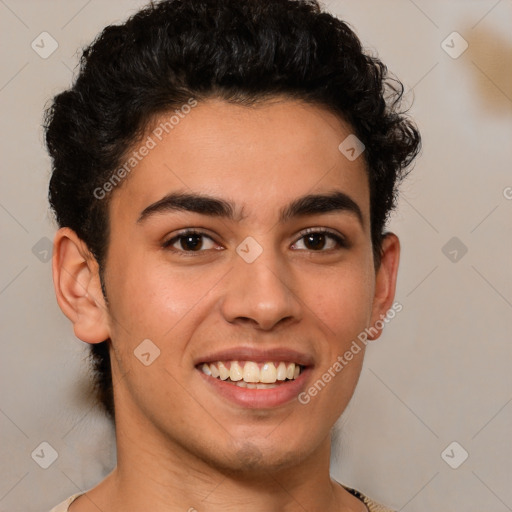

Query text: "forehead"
[109, 98, 370, 226]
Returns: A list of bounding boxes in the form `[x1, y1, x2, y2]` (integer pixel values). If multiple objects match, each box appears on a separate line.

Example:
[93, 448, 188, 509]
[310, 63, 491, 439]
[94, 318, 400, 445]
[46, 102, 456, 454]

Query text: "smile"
[199, 360, 304, 389]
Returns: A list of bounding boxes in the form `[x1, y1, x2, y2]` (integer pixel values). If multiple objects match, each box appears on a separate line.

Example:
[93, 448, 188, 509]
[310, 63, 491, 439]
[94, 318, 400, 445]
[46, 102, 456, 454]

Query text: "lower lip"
[197, 368, 311, 409]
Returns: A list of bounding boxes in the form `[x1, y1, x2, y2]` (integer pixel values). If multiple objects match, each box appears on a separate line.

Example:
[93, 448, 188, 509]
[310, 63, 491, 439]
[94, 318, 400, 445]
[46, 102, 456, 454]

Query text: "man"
[45, 0, 420, 510]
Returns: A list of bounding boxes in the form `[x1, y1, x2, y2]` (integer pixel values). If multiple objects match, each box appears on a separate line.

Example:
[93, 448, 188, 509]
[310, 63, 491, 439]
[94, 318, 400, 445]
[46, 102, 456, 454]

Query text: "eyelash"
[162, 228, 348, 256]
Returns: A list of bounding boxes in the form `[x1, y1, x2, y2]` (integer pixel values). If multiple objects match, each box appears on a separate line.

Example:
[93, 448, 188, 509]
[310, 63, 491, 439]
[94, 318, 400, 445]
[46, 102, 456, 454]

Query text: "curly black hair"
[44, 0, 421, 420]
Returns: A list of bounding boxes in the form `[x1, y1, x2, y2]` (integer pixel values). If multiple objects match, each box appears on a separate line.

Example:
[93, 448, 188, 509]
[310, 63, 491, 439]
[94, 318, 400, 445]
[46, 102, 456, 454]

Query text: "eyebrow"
[137, 190, 364, 226]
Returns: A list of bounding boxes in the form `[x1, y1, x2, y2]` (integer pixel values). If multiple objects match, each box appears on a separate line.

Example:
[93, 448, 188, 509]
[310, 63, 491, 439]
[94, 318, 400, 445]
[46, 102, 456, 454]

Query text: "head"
[45, 0, 419, 475]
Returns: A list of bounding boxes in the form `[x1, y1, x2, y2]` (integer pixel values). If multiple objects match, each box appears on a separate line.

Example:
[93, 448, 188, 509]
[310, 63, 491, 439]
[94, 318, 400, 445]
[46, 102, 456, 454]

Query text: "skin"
[53, 98, 400, 512]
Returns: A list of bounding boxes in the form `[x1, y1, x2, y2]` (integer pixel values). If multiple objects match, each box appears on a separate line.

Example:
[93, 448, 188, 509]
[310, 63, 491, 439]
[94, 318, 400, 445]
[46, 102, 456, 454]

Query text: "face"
[63, 98, 398, 475]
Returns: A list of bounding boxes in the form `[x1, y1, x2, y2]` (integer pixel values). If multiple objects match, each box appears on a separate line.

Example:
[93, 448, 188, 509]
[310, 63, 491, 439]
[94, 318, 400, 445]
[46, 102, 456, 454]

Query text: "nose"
[220, 244, 302, 331]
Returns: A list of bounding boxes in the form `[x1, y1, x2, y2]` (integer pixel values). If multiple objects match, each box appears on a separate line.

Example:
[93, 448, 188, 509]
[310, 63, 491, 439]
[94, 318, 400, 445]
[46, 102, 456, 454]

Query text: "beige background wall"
[1, 1, 511, 510]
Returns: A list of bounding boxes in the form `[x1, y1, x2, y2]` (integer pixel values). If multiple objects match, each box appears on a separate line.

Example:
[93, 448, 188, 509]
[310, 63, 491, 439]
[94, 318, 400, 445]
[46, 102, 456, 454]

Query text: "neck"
[86, 376, 365, 512]
[114, 432, 334, 511]
[90, 418, 360, 511]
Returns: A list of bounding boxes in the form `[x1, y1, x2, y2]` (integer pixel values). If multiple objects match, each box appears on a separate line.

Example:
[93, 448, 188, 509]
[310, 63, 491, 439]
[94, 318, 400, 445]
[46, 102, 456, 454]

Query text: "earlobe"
[368, 232, 400, 340]
[52, 227, 110, 344]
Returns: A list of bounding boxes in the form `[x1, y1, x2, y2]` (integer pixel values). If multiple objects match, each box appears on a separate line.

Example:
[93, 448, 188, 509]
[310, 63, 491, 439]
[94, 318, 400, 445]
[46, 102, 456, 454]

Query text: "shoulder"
[340, 483, 396, 512]
[48, 493, 84, 512]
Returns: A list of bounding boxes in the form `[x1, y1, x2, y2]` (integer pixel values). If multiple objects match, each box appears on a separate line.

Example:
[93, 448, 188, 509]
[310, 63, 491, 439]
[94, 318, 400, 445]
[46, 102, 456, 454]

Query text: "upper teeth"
[200, 361, 302, 384]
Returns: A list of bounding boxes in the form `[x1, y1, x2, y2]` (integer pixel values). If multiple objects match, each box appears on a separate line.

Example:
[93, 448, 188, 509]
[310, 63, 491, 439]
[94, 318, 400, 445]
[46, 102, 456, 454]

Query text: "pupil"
[306, 233, 325, 250]
[183, 235, 202, 251]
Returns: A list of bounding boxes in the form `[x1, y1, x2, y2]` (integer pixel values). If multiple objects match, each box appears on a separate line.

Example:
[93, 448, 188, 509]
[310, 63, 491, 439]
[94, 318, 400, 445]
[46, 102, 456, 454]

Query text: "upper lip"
[194, 347, 314, 367]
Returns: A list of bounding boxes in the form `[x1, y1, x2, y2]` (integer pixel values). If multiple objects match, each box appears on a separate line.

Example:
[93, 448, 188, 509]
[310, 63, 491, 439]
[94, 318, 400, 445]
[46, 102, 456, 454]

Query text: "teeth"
[229, 361, 243, 381]
[276, 362, 287, 381]
[217, 361, 229, 381]
[243, 361, 260, 383]
[260, 362, 277, 383]
[210, 363, 220, 378]
[200, 360, 303, 384]
[235, 381, 278, 389]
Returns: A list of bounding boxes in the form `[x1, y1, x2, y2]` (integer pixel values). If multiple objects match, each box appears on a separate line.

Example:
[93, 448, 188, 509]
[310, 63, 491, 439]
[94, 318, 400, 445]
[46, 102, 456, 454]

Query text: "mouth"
[197, 360, 305, 389]
[195, 357, 312, 409]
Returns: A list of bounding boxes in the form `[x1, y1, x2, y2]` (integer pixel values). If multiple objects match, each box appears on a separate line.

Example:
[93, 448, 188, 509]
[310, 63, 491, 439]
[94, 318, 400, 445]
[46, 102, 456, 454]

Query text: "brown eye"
[292, 229, 347, 251]
[177, 234, 205, 251]
[163, 231, 217, 252]
[303, 233, 328, 250]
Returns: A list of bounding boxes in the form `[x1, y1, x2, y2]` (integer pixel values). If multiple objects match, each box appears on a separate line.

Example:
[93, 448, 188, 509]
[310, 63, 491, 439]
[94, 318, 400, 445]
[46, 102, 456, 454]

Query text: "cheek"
[303, 264, 375, 340]
[106, 255, 223, 344]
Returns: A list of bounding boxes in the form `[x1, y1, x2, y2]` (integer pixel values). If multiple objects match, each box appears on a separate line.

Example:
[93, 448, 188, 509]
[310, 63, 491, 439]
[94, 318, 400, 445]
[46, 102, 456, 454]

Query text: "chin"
[198, 437, 314, 477]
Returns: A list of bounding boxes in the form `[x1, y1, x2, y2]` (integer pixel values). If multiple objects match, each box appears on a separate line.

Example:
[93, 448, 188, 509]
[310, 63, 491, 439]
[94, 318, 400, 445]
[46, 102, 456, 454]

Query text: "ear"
[368, 232, 400, 341]
[52, 227, 110, 344]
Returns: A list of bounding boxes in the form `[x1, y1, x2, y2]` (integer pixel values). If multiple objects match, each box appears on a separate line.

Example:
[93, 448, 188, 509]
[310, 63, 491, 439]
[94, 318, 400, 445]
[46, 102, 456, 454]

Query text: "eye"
[162, 228, 348, 255]
[162, 230, 219, 253]
[292, 228, 347, 251]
